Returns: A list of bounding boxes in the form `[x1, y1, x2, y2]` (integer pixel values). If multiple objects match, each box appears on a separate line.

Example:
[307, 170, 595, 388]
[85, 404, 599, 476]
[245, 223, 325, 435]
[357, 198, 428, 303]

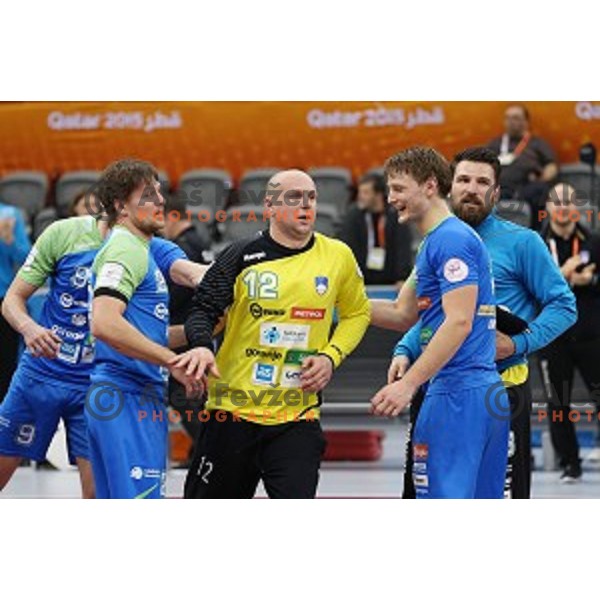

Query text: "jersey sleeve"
[320, 243, 370, 368]
[512, 231, 577, 355]
[185, 241, 243, 350]
[150, 237, 188, 282]
[430, 229, 482, 296]
[393, 321, 422, 362]
[17, 219, 64, 288]
[93, 236, 148, 302]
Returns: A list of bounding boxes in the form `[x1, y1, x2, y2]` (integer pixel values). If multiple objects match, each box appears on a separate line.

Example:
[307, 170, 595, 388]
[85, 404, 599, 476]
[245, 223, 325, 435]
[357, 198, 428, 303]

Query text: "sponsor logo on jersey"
[260, 323, 310, 349]
[130, 466, 162, 480]
[279, 365, 303, 388]
[81, 345, 95, 364]
[97, 262, 125, 289]
[413, 443, 429, 461]
[130, 466, 143, 480]
[244, 251, 266, 262]
[419, 327, 433, 346]
[155, 268, 168, 293]
[417, 297, 432, 311]
[413, 474, 429, 488]
[249, 302, 286, 319]
[252, 363, 278, 386]
[70, 266, 91, 289]
[477, 304, 496, 317]
[291, 307, 325, 320]
[57, 342, 81, 365]
[245, 347, 283, 361]
[59, 293, 88, 309]
[51, 325, 86, 341]
[71, 313, 87, 327]
[413, 461, 427, 474]
[154, 302, 169, 320]
[443, 258, 469, 283]
[315, 276, 329, 296]
[284, 349, 317, 365]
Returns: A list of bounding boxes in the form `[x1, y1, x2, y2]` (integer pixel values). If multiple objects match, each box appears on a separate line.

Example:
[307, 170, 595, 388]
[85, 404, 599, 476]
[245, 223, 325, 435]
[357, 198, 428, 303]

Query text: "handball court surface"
[3, 416, 600, 499]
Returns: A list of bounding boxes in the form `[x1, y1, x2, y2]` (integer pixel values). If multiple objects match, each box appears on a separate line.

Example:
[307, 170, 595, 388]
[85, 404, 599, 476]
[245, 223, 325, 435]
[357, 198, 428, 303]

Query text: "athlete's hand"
[21, 321, 62, 358]
[495, 331, 516, 360]
[169, 364, 205, 399]
[370, 379, 416, 418]
[300, 355, 333, 393]
[168, 347, 220, 382]
[387, 355, 411, 384]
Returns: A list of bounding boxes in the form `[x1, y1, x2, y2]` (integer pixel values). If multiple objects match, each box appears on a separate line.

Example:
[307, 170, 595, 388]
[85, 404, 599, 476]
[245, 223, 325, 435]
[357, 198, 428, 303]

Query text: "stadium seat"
[315, 203, 340, 237]
[0, 171, 48, 220]
[33, 207, 58, 240]
[55, 170, 102, 217]
[308, 167, 353, 215]
[558, 163, 596, 200]
[178, 168, 232, 219]
[495, 199, 532, 228]
[221, 205, 267, 242]
[238, 168, 280, 206]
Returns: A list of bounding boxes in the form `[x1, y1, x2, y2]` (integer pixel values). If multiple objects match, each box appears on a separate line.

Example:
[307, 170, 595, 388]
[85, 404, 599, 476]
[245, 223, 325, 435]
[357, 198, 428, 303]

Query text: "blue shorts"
[0, 368, 89, 464]
[85, 382, 168, 499]
[412, 383, 510, 499]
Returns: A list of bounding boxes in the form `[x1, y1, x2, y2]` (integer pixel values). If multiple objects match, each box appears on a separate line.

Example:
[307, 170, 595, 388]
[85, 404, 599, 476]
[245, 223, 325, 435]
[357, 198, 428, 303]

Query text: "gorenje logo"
[245, 348, 283, 361]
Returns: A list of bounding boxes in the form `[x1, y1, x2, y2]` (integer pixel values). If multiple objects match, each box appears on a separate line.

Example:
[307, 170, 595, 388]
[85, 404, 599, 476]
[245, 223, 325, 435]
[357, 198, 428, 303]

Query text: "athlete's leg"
[0, 370, 61, 493]
[63, 388, 94, 498]
[475, 387, 510, 499]
[86, 384, 168, 499]
[402, 388, 426, 499]
[412, 388, 488, 499]
[184, 411, 261, 499]
[506, 380, 532, 499]
[0, 455, 23, 491]
[260, 420, 326, 499]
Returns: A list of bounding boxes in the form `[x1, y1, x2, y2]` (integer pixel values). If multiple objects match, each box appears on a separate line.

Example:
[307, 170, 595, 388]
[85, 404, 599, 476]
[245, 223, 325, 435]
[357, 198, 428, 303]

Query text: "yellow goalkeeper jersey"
[185, 229, 370, 424]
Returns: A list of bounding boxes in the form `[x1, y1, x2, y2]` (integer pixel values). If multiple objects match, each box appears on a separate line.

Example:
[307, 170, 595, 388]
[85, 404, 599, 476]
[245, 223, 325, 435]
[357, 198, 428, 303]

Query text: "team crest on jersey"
[315, 276, 329, 296]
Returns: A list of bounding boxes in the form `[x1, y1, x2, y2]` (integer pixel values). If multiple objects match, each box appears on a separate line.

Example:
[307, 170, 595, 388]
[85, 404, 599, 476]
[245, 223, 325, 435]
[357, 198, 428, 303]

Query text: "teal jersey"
[18, 216, 103, 386]
[91, 226, 170, 392]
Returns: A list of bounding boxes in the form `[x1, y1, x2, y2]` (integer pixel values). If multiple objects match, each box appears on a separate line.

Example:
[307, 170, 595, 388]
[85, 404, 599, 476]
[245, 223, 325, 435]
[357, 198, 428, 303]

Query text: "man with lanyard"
[392, 147, 576, 499]
[340, 173, 412, 286]
[487, 104, 558, 228]
[538, 183, 600, 482]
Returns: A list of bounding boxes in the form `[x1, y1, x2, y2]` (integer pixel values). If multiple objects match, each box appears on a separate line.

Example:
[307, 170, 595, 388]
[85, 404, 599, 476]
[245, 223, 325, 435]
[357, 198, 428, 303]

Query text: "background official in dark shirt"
[539, 183, 600, 482]
[340, 173, 412, 286]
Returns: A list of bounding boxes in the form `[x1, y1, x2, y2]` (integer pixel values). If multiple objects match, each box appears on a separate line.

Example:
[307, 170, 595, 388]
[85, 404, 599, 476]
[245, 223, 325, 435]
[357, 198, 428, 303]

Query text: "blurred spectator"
[0, 202, 31, 401]
[340, 173, 412, 286]
[70, 190, 100, 217]
[163, 194, 211, 457]
[539, 183, 600, 482]
[488, 104, 558, 225]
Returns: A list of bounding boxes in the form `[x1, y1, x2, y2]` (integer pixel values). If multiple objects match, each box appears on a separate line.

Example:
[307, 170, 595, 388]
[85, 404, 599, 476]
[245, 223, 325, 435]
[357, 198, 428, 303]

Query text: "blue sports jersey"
[412, 215, 497, 392]
[16, 216, 185, 387]
[395, 211, 577, 372]
[91, 226, 171, 393]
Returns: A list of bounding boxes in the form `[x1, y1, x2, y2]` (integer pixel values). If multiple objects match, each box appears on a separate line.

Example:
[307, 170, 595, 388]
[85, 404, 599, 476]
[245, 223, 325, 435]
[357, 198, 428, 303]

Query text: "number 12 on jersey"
[242, 270, 279, 299]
